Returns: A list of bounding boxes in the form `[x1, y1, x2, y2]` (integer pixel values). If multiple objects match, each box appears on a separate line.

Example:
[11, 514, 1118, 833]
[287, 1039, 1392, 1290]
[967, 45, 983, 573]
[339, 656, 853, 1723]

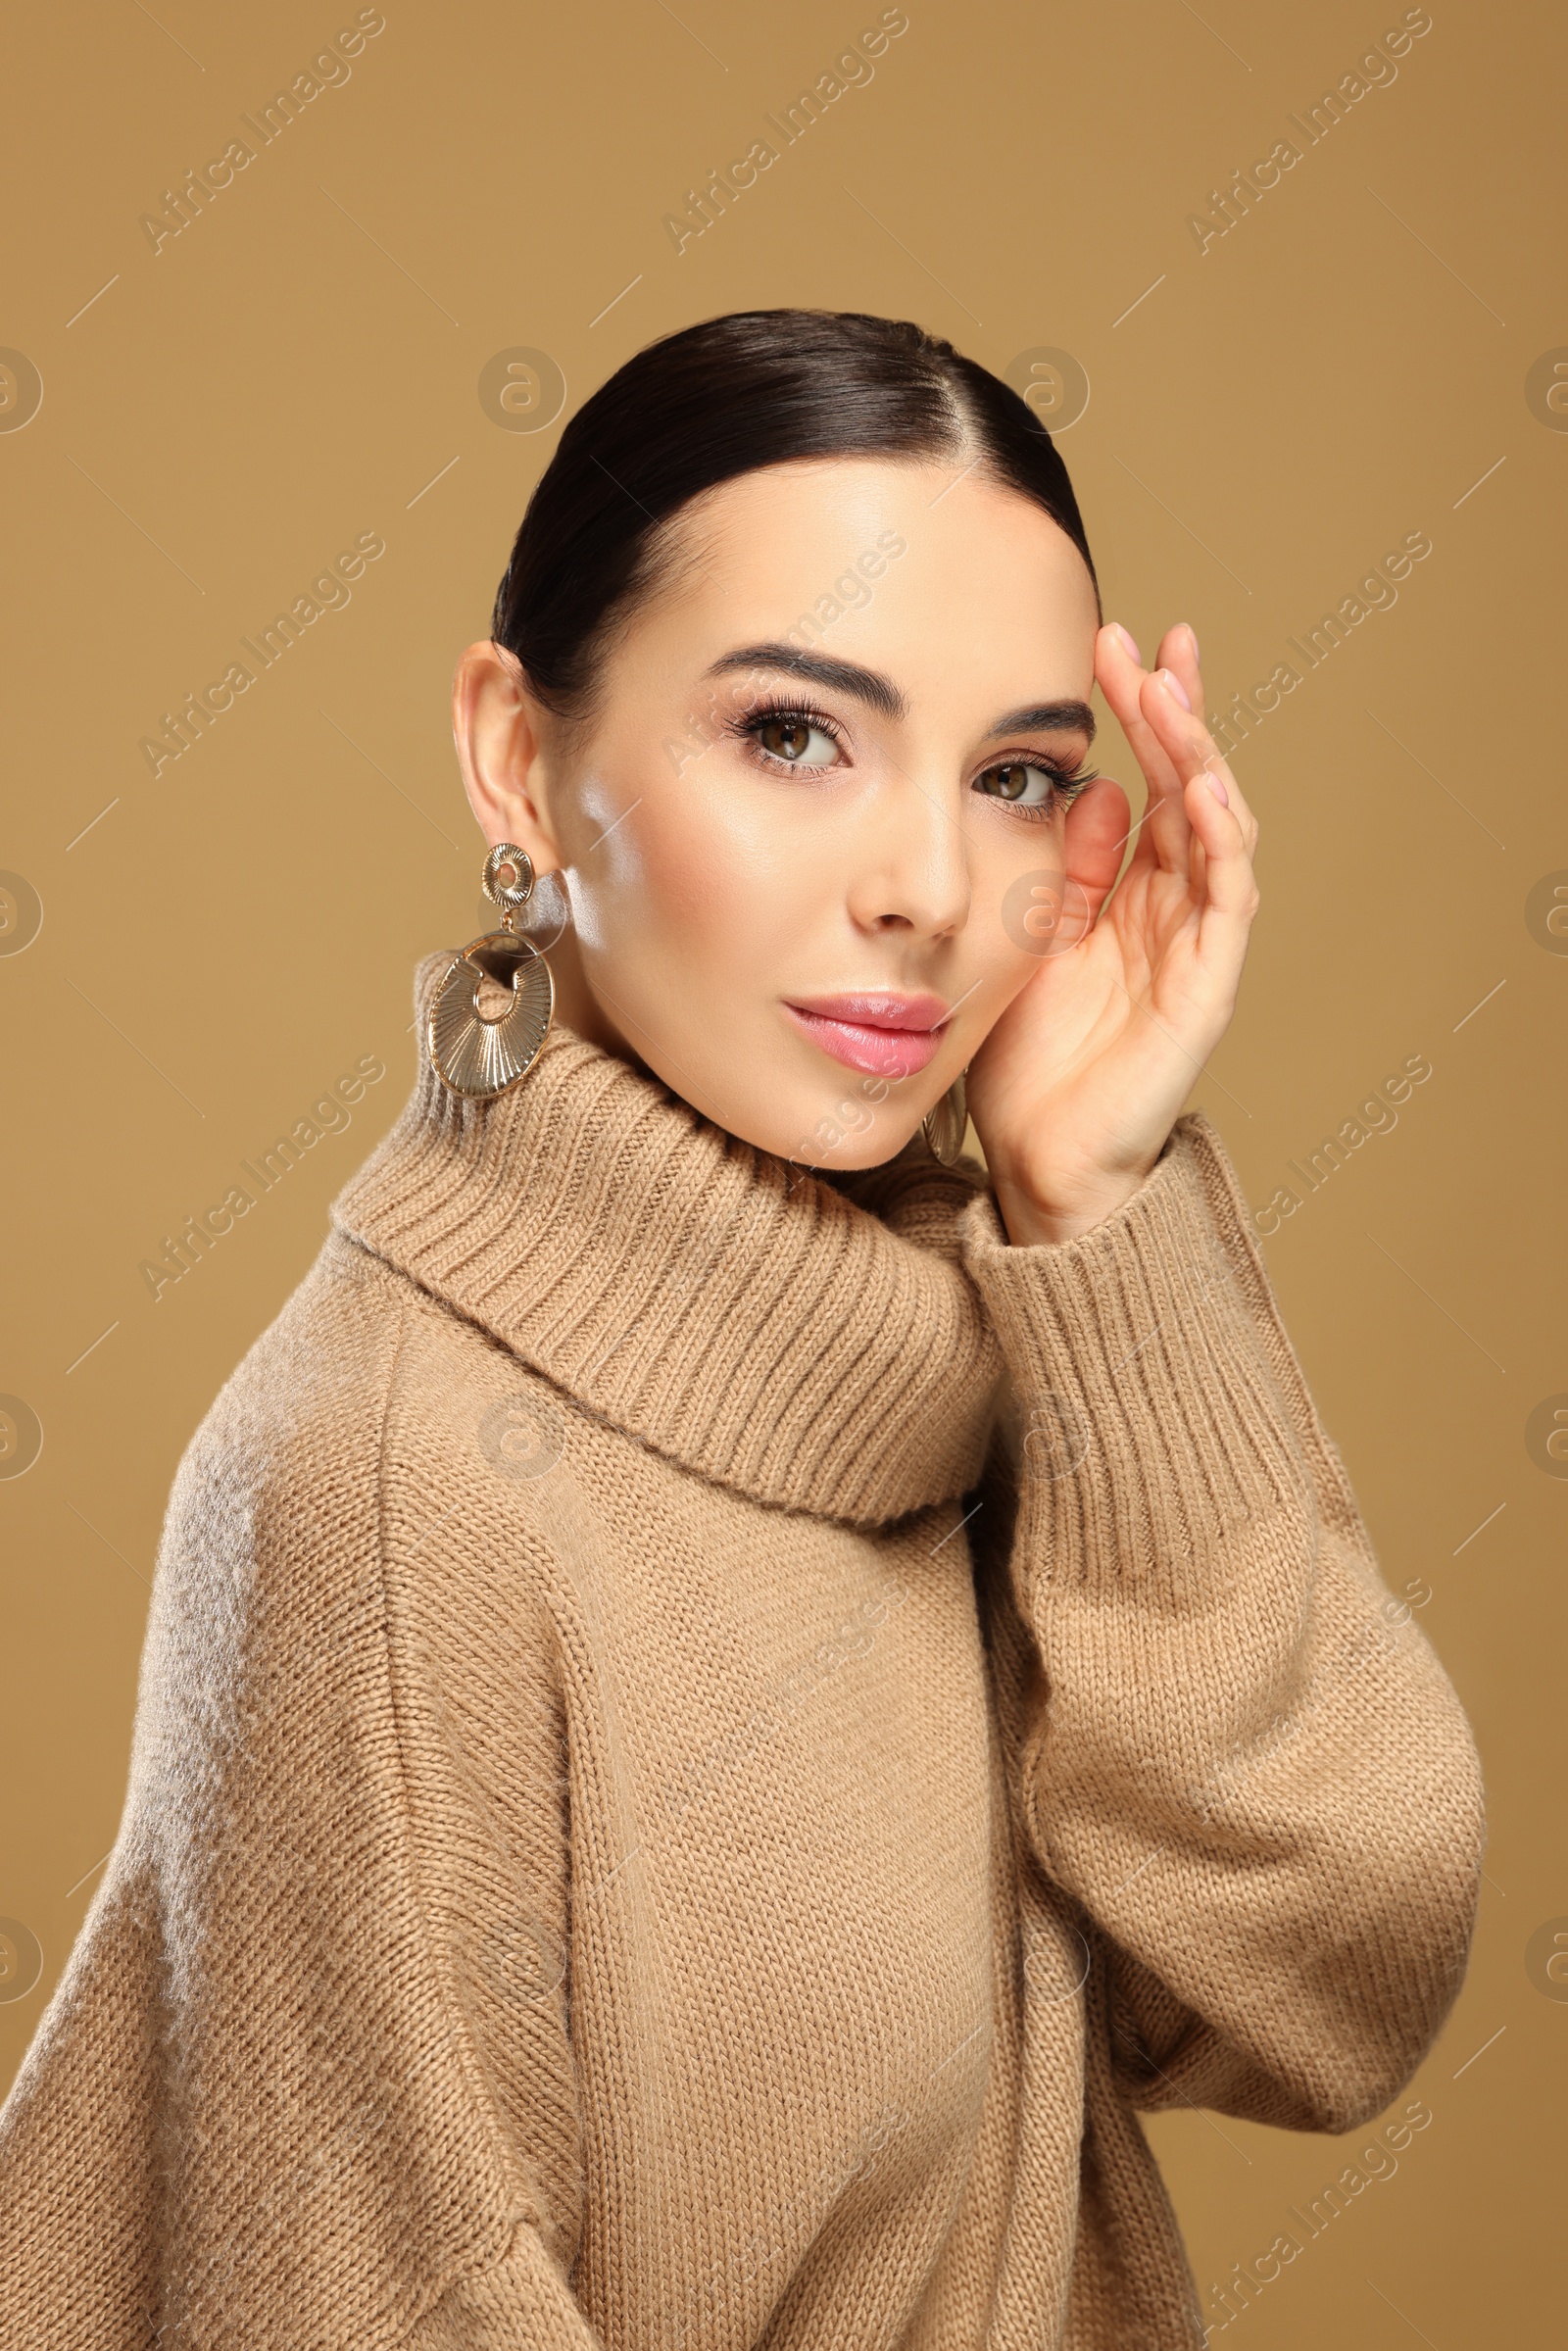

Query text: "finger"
[1094, 625, 1192, 877]
[1132, 666, 1210, 877]
[1154, 621, 1203, 725]
[1095, 624, 1175, 786]
[1132, 678, 1261, 975]
[1204, 751, 1258, 860]
[1059, 773, 1132, 926]
[1139, 667, 1259, 861]
[1180, 757, 1261, 981]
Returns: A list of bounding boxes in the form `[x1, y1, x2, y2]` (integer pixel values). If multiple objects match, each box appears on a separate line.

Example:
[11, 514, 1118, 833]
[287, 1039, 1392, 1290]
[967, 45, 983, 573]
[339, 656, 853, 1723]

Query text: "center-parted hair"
[491, 309, 1098, 719]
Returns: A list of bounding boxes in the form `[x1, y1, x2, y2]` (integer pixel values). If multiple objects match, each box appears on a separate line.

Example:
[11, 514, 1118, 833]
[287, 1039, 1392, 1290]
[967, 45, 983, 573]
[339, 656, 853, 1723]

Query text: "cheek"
[640, 811, 754, 942]
[572, 761, 811, 973]
[967, 823, 1075, 989]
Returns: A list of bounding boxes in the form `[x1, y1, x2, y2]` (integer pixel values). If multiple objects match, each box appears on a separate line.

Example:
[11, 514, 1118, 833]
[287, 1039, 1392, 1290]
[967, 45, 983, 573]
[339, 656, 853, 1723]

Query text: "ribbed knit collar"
[330, 954, 1007, 1524]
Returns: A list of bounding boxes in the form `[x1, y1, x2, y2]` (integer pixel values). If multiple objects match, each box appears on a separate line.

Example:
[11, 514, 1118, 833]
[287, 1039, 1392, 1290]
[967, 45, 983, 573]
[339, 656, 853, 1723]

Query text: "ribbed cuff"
[958, 1112, 1313, 1596]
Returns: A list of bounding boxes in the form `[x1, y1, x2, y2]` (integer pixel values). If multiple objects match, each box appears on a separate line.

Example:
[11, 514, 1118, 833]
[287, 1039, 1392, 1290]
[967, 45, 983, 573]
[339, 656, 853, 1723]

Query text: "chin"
[722, 1082, 934, 1172]
[635, 1029, 944, 1171]
[825, 1116, 930, 1170]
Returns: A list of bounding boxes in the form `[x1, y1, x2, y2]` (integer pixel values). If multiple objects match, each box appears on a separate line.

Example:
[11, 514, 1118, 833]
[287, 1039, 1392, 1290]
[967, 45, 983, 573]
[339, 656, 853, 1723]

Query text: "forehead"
[633, 456, 1099, 699]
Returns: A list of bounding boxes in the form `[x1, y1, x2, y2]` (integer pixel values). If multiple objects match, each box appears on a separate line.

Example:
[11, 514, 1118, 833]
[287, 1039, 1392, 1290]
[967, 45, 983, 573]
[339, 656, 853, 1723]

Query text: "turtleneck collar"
[329, 954, 1006, 1524]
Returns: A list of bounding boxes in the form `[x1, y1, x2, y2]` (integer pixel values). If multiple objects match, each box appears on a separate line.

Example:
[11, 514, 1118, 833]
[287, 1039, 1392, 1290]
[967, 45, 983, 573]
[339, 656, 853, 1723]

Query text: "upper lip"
[784, 992, 952, 1033]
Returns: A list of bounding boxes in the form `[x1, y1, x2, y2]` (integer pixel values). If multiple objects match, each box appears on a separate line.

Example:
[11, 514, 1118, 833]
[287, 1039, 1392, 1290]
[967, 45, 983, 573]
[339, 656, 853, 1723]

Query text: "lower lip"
[784, 1004, 945, 1078]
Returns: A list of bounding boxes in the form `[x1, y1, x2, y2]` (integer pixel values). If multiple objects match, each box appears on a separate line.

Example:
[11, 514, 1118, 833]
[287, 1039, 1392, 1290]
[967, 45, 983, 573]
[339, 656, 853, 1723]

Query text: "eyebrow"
[986, 699, 1096, 745]
[704, 644, 1097, 746]
[705, 643, 907, 719]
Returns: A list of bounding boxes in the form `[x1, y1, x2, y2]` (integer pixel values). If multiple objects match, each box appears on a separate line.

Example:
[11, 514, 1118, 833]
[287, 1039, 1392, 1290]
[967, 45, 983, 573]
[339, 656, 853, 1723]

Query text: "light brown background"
[3, 0, 1562, 2340]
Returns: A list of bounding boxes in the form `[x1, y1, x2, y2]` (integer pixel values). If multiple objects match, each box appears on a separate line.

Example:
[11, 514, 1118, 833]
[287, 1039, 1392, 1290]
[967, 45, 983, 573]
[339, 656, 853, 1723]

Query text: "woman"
[0, 312, 1482, 2349]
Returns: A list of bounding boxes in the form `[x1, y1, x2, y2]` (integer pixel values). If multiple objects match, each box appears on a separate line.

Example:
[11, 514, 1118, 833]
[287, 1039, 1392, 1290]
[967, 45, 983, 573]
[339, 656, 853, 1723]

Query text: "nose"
[844, 773, 971, 941]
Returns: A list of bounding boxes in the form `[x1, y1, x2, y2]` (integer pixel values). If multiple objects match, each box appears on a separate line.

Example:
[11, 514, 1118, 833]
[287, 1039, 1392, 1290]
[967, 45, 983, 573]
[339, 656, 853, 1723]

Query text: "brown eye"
[761, 719, 811, 759]
[751, 714, 839, 765]
[976, 760, 1059, 808]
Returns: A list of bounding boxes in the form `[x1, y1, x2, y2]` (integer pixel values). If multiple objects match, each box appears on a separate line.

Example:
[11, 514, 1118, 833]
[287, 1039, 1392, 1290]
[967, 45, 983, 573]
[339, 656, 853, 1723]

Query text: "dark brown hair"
[491, 309, 1097, 719]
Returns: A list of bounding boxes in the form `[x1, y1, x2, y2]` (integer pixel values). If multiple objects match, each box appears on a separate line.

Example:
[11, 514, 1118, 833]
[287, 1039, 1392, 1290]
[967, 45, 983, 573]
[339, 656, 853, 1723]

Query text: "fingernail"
[1158, 667, 1192, 711]
[1204, 767, 1229, 806]
[1111, 622, 1142, 664]
[1186, 624, 1200, 662]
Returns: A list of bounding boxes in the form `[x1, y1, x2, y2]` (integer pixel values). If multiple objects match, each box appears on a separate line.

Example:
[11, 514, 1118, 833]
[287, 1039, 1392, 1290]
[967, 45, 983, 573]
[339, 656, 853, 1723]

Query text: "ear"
[451, 640, 565, 875]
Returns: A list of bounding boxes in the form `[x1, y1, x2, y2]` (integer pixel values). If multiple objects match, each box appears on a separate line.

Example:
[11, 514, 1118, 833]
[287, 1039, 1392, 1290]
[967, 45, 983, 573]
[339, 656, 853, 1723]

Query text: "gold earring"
[921, 1068, 969, 1166]
[428, 843, 556, 1099]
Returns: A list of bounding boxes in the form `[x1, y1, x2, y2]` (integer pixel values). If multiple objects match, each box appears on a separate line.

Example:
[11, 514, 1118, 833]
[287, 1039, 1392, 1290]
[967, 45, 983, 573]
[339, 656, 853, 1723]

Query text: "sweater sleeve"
[0, 1247, 604, 2350]
[958, 1110, 1485, 2135]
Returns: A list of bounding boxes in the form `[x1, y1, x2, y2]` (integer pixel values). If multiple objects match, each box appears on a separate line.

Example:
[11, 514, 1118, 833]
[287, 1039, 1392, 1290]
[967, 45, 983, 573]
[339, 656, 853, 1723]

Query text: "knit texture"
[0, 953, 1485, 2350]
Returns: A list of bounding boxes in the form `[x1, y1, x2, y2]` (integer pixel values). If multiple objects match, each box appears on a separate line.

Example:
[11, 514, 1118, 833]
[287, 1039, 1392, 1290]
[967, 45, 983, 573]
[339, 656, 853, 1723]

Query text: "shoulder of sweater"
[136, 1238, 575, 1964]
[154, 1229, 580, 1651]
[166, 1225, 564, 1494]
[161, 1229, 412, 1530]
[144, 1235, 413, 1723]
[120, 1231, 567, 2309]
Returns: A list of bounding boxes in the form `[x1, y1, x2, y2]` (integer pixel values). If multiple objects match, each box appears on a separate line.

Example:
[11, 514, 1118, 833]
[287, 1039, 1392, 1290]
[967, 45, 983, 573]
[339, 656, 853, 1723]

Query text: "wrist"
[989, 1156, 1155, 1249]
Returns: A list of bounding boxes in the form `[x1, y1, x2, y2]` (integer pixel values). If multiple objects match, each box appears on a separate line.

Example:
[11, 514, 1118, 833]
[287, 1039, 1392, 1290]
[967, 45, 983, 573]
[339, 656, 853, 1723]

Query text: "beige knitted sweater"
[0, 953, 1483, 2350]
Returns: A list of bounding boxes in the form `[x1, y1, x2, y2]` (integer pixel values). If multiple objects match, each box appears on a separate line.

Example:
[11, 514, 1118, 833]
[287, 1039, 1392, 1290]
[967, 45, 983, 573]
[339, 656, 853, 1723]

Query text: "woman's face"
[457, 455, 1102, 1167]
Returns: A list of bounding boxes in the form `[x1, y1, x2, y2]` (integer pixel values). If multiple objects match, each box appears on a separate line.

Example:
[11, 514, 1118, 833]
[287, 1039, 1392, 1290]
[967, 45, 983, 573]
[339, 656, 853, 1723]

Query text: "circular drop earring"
[428, 843, 556, 1099]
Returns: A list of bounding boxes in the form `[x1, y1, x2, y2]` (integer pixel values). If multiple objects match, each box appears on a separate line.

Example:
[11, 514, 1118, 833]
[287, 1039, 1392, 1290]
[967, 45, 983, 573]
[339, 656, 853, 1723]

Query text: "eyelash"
[731, 701, 845, 771]
[985, 757, 1099, 822]
[731, 701, 1097, 818]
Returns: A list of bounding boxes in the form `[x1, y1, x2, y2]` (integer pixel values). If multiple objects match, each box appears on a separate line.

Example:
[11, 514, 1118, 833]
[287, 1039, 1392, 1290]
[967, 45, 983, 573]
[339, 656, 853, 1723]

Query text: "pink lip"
[783, 992, 951, 1079]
